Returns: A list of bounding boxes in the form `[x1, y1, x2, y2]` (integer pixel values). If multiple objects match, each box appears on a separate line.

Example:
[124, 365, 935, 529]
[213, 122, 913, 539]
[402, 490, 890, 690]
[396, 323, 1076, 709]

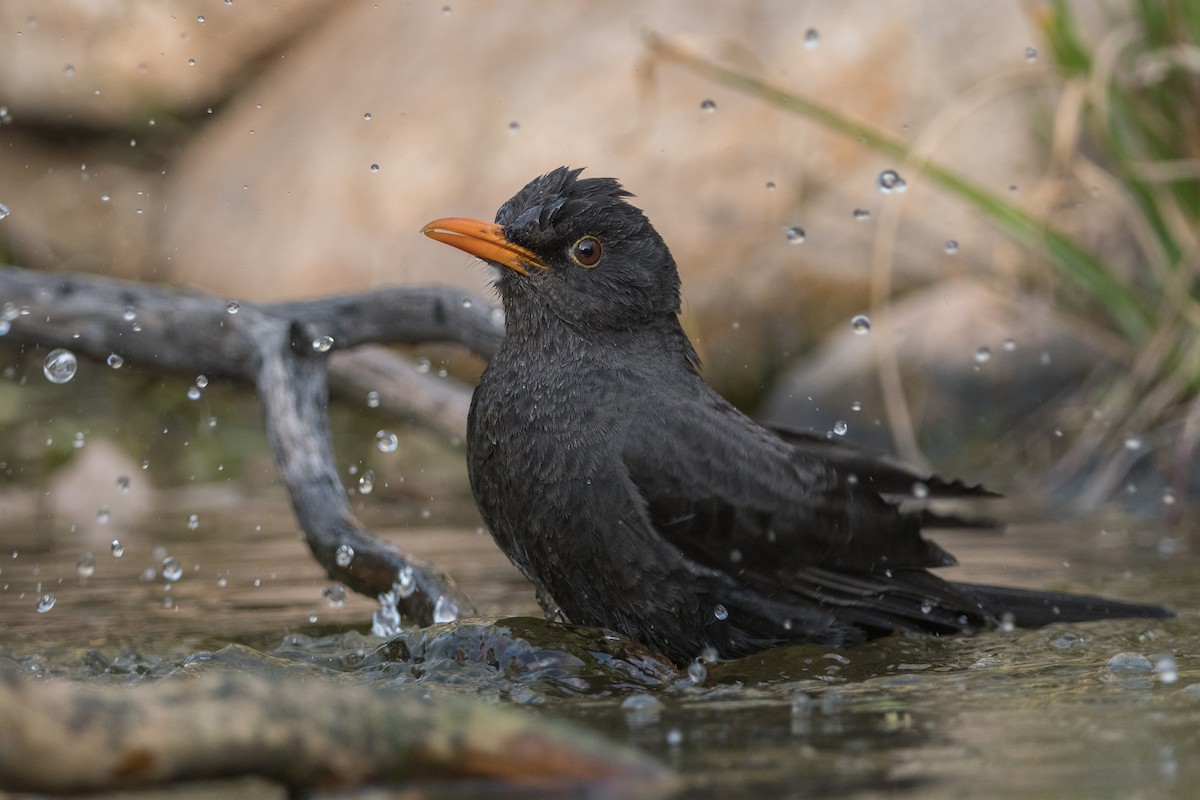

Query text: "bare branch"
[0, 264, 505, 623]
[0, 669, 675, 793]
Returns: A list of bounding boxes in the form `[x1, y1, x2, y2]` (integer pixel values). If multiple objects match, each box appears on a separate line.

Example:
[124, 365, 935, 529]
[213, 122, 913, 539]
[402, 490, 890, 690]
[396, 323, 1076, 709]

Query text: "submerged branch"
[0, 264, 505, 623]
[0, 669, 673, 794]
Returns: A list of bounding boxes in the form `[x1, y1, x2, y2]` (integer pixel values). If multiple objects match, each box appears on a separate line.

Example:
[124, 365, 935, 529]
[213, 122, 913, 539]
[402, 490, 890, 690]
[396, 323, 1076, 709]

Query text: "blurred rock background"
[0, 0, 1181, 513]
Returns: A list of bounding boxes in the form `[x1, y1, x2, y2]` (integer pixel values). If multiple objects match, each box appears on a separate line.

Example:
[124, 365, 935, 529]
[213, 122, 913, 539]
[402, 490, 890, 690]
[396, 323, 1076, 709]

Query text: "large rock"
[0, 1, 1126, 394]
[759, 279, 1113, 477]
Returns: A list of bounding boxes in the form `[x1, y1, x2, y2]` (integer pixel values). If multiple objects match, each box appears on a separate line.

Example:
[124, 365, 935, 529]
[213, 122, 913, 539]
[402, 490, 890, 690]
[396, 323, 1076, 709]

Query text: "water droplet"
[920, 598, 935, 614]
[766, 181, 777, 190]
[358, 469, 375, 495]
[489, 307, 505, 326]
[0, 203, 10, 221]
[195, 375, 208, 389]
[363, 112, 372, 121]
[369, 163, 380, 173]
[96, 507, 110, 524]
[1003, 338, 1016, 352]
[713, 603, 729, 621]
[665, 728, 684, 746]
[43, 348, 78, 383]
[832, 420, 848, 436]
[375, 430, 399, 453]
[123, 307, 137, 322]
[621, 694, 663, 725]
[1105, 652, 1153, 673]
[876, 169, 907, 194]
[197, 14, 205, 23]
[687, 658, 707, 685]
[312, 335, 334, 353]
[911, 481, 930, 499]
[442, 5, 452, 15]
[64, 64, 75, 76]
[850, 400, 863, 412]
[396, 565, 416, 598]
[366, 390, 380, 408]
[187, 58, 196, 67]
[851, 314, 871, 335]
[106, 353, 124, 368]
[117, 475, 131, 492]
[507, 120, 520, 133]
[72, 431, 86, 449]
[700, 98, 717, 113]
[785, 225, 806, 244]
[974, 346, 992, 364]
[225, 301, 240, 314]
[186, 513, 200, 531]
[110, 539, 124, 557]
[372, 591, 403, 637]
[187, 385, 202, 401]
[853, 208, 871, 221]
[433, 595, 459, 623]
[1124, 434, 1143, 451]
[161, 557, 183, 582]
[335, 544, 355, 567]
[1155, 654, 1178, 684]
[1025, 46, 1038, 63]
[1163, 488, 1176, 506]
[803, 28, 820, 49]
[308, 611, 318, 623]
[37, 593, 56, 613]
[944, 239, 959, 255]
[322, 584, 346, 606]
[1050, 631, 1084, 650]
[999, 611, 1017, 633]
[414, 356, 431, 374]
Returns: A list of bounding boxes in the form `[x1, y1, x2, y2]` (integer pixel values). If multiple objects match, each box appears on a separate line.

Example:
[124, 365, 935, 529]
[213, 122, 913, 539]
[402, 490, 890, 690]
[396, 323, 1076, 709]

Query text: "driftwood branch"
[0, 669, 674, 794]
[0, 264, 506, 623]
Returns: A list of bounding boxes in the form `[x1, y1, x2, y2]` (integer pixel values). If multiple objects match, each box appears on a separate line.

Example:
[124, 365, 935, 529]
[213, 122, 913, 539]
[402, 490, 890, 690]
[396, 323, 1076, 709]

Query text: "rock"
[0, 1, 1127, 396]
[758, 279, 1112, 472]
[43, 437, 153, 541]
[0, 0, 336, 126]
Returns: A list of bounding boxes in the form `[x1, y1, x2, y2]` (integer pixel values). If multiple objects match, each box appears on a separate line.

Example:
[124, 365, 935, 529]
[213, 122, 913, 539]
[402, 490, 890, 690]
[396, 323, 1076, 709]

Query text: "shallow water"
[2, 490, 1196, 799]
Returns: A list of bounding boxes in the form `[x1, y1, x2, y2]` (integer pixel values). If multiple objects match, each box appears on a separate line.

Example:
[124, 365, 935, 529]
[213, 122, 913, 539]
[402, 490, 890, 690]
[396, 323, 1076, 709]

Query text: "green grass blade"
[645, 33, 1155, 341]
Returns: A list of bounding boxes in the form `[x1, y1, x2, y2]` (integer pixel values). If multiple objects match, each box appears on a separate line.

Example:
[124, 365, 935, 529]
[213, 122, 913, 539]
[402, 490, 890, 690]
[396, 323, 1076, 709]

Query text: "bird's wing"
[767, 426, 999, 500]
[619, 394, 960, 582]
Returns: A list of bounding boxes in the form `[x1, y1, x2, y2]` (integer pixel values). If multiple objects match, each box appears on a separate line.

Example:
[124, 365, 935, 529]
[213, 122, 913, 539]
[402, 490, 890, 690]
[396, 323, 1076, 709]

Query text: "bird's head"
[423, 167, 682, 332]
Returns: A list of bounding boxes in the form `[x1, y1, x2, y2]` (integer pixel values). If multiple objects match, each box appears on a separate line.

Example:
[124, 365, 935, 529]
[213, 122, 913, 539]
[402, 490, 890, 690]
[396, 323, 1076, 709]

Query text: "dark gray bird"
[423, 167, 1171, 665]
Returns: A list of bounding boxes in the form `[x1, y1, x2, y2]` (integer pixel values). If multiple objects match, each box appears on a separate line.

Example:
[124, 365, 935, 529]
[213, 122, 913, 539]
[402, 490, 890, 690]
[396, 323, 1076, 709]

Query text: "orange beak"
[421, 217, 548, 276]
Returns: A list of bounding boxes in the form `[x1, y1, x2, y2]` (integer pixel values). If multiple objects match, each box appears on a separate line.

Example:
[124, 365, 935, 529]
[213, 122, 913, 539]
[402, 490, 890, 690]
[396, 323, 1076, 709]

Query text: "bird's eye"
[569, 236, 603, 268]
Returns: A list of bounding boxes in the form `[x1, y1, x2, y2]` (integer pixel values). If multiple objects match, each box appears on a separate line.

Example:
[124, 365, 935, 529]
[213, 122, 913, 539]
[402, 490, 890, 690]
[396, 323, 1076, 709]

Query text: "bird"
[422, 166, 1172, 665]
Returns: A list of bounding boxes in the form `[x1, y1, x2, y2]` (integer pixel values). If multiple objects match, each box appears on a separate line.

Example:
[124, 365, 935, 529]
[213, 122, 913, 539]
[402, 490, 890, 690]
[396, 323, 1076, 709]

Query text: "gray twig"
[0, 264, 506, 623]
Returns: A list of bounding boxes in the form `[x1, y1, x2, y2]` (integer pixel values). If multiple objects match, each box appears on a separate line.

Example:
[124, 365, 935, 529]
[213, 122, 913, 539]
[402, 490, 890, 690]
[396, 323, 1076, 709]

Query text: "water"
[2, 495, 1195, 798]
[0, 376, 1196, 798]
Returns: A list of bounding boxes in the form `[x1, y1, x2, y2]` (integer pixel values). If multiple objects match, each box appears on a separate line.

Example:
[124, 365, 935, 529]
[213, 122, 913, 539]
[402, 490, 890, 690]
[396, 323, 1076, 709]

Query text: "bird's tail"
[955, 581, 1173, 628]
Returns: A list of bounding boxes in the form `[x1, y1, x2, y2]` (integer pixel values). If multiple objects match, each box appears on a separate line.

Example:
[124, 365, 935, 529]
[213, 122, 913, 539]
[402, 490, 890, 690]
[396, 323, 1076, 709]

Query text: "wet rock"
[275, 617, 682, 696]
